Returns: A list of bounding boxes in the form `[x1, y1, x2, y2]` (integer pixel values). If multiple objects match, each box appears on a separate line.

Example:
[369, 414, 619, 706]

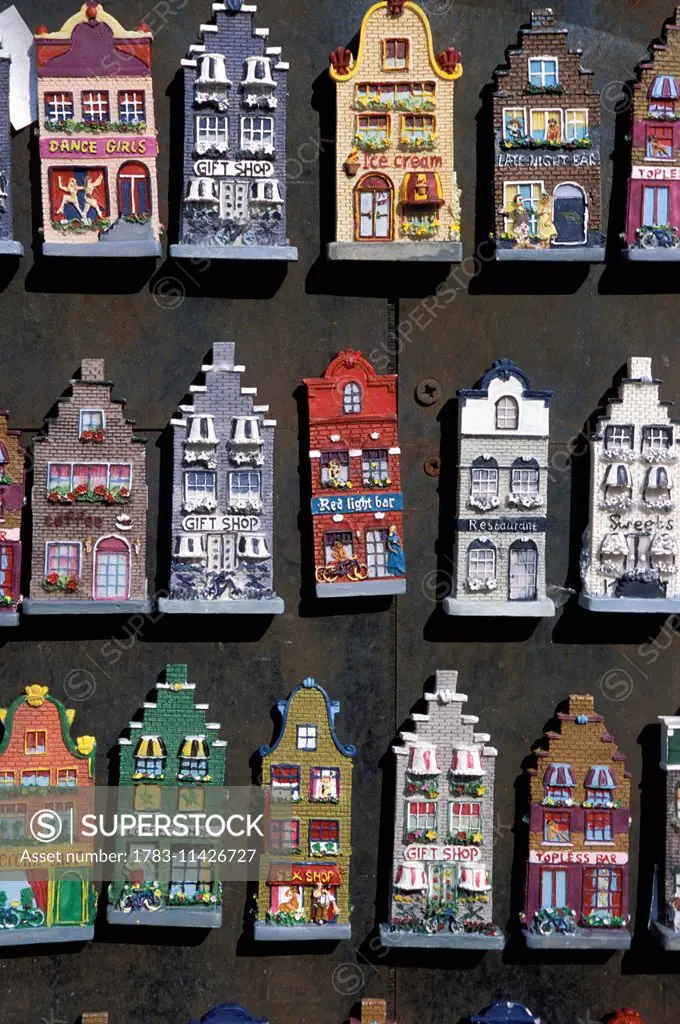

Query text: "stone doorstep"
[157, 596, 285, 614]
[378, 923, 504, 949]
[327, 241, 463, 263]
[22, 599, 153, 615]
[443, 597, 556, 617]
[0, 924, 94, 946]
[496, 246, 605, 263]
[106, 906, 222, 928]
[170, 243, 298, 261]
[0, 240, 23, 256]
[523, 926, 631, 949]
[650, 918, 680, 949]
[0, 611, 19, 626]
[42, 241, 162, 258]
[253, 920, 351, 941]
[578, 593, 680, 613]
[622, 248, 680, 262]
[316, 578, 406, 598]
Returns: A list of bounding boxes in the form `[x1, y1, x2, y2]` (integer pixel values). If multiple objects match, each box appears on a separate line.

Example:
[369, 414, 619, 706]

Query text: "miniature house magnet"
[651, 714, 680, 948]
[157, 342, 283, 614]
[492, 8, 604, 261]
[0, 685, 96, 946]
[305, 350, 406, 598]
[189, 1008, 269, 1024]
[470, 1005, 540, 1024]
[169, 1, 297, 261]
[35, 4, 162, 257]
[255, 677, 356, 940]
[327, 0, 463, 261]
[579, 357, 680, 612]
[0, 410, 24, 625]
[23, 358, 151, 615]
[350, 1000, 396, 1024]
[107, 664, 227, 928]
[623, 8, 680, 259]
[443, 360, 554, 617]
[522, 694, 631, 949]
[380, 670, 503, 948]
[0, 41, 22, 256]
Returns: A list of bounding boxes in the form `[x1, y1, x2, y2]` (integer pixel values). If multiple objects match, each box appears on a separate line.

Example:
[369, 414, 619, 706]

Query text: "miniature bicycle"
[637, 225, 680, 249]
[534, 906, 577, 936]
[119, 885, 163, 913]
[315, 559, 369, 584]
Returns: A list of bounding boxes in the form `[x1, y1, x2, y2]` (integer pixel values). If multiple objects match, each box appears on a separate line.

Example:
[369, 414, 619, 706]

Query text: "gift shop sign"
[529, 850, 628, 866]
[404, 843, 482, 862]
[194, 159, 275, 178]
[182, 514, 262, 532]
[40, 137, 158, 159]
[311, 492, 404, 515]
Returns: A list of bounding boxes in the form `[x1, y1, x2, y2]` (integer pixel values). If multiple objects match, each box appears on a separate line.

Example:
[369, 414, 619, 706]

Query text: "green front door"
[55, 871, 84, 924]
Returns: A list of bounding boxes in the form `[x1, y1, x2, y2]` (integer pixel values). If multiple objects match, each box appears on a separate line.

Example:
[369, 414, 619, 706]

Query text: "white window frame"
[240, 115, 275, 151]
[184, 470, 217, 501]
[503, 180, 545, 236]
[643, 426, 672, 451]
[529, 108, 563, 142]
[449, 801, 481, 833]
[44, 540, 83, 578]
[502, 106, 528, 140]
[118, 91, 146, 124]
[406, 799, 437, 831]
[296, 724, 318, 751]
[195, 114, 229, 154]
[79, 409, 105, 433]
[511, 467, 539, 494]
[605, 425, 634, 450]
[46, 92, 74, 122]
[228, 469, 261, 503]
[93, 534, 131, 601]
[496, 396, 519, 429]
[528, 56, 559, 88]
[468, 545, 496, 579]
[565, 108, 589, 141]
[82, 91, 109, 122]
[471, 467, 498, 498]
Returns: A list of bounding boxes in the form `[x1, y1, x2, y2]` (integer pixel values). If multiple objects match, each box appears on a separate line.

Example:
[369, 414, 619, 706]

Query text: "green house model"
[107, 664, 227, 928]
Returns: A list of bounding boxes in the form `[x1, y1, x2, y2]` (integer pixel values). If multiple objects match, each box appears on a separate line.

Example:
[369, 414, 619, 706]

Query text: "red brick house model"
[23, 359, 150, 615]
[304, 350, 406, 598]
[492, 8, 604, 261]
[0, 684, 97, 946]
[0, 410, 24, 626]
[523, 694, 632, 949]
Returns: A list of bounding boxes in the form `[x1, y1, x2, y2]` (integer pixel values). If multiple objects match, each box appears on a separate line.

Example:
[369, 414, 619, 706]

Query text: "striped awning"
[543, 763, 576, 787]
[181, 736, 209, 759]
[395, 862, 427, 892]
[459, 866, 491, 892]
[585, 765, 617, 789]
[399, 171, 444, 207]
[604, 463, 632, 488]
[650, 74, 680, 99]
[135, 735, 166, 759]
[647, 466, 672, 489]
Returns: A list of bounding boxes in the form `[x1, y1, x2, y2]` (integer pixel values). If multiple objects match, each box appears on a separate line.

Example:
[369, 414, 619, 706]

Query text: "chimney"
[361, 1000, 388, 1024]
[568, 694, 596, 718]
[165, 663, 188, 686]
[210, 342, 236, 370]
[80, 358, 105, 381]
[435, 669, 458, 693]
[628, 357, 653, 381]
[530, 8, 555, 29]
[81, 1015, 108, 1024]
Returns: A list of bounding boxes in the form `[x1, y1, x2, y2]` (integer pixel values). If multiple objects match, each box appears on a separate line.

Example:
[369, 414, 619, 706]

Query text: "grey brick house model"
[0, 40, 22, 256]
[653, 714, 680, 948]
[169, 0, 297, 261]
[379, 670, 503, 948]
[158, 342, 283, 614]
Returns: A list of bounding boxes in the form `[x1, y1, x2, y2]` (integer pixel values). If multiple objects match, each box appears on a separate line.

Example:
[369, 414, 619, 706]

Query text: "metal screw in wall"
[415, 379, 441, 406]
[424, 457, 441, 477]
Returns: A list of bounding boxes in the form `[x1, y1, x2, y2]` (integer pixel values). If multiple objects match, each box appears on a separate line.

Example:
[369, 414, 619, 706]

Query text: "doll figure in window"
[331, 538, 349, 562]
[547, 117, 560, 143]
[327, 459, 342, 487]
[278, 886, 302, 916]
[505, 194, 534, 248]
[311, 882, 337, 924]
[505, 117, 524, 144]
[537, 193, 557, 248]
[82, 173, 105, 221]
[56, 175, 84, 220]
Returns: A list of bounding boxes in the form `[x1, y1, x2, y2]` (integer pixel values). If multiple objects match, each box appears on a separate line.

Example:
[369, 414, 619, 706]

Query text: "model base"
[22, 599, 153, 615]
[495, 246, 605, 263]
[170, 243, 298, 261]
[650, 919, 680, 949]
[42, 241, 162, 257]
[578, 593, 680, 613]
[107, 906, 222, 928]
[622, 248, 680, 262]
[443, 597, 555, 617]
[316, 578, 406, 598]
[523, 926, 631, 949]
[327, 241, 463, 262]
[158, 596, 284, 615]
[0, 925, 93, 946]
[0, 240, 23, 256]
[0, 611, 19, 626]
[254, 921, 351, 941]
[379, 923, 504, 948]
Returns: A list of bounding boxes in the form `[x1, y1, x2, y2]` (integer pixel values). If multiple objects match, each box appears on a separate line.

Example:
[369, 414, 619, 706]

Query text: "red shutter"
[571, 807, 585, 833]
[529, 804, 543, 832]
[612, 808, 630, 835]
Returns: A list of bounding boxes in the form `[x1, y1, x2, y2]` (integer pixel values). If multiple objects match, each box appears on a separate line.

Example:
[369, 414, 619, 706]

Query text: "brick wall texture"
[0, 56, 15, 242]
[0, 411, 25, 610]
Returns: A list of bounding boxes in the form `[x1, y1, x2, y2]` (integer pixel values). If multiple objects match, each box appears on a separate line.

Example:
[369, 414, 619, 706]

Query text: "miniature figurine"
[470, 1004, 541, 1024]
[35, 4, 162, 257]
[522, 694, 631, 949]
[492, 9, 604, 261]
[0, 685, 97, 946]
[579, 357, 680, 612]
[623, 8, 680, 259]
[189, 1007, 269, 1024]
[23, 359, 151, 615]
[0, 40, 22, 256]
[170, 0, 297, 261]
[305, 350, 406, 598]
[349, 1000, 397, 1024]
[107, 665, 227, 928]
[0, 410, 24, 625]
[255, 677, 356, 940]
[327, 1, 463, 261]
[158, 342, 284, 614]
[652, 714, 680, 947]
[606, 1013, 645, 1024]
[444, 360, 555, 617]
[380, 670, 503, 948]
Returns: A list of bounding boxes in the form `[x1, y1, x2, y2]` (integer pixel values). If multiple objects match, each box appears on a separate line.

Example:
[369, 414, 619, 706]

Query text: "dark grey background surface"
[1, 0, 679, 1022]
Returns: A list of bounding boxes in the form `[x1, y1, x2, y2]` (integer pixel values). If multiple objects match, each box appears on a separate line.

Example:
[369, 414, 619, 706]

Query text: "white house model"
[580, 357, 680, 612]
[444, 359, 555, 617]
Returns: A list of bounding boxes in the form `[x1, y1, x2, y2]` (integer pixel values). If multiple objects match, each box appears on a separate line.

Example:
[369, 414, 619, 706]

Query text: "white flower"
[468, 495, 500, 511]
[507, 493, 543, 509]
[466, 577, 498, 592]
[641, 448, 678, 464]
[600, 447, 637, 463]
[183, 495, 217, 513]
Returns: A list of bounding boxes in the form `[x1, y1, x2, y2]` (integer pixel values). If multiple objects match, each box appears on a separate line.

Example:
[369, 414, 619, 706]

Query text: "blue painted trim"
[259, 678, 358, 759]
[459, 359, 554, 404]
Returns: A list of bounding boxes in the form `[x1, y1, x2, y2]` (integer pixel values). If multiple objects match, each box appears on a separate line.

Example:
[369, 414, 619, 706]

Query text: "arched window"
[343, 382, 362, 414]
[467, 540, 496, 583]
[470, 456, 498, 502]
[495, 396, 518, 430]
[510, 457, 539, 496]
[509, 539, 538, 601]
[117, 161, 151, 217]
[93, 536, 130, 600]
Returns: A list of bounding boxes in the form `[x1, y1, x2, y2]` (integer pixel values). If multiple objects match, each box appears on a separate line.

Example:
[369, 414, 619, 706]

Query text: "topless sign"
[40, 137, 158, 159]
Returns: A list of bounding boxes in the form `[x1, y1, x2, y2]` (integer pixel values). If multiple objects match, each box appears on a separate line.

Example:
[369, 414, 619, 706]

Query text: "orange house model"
[0, 685, 96, 946]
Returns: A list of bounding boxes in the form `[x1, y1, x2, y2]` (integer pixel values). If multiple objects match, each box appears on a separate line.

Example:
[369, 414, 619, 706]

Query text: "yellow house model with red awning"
[328, 0, 462, 261]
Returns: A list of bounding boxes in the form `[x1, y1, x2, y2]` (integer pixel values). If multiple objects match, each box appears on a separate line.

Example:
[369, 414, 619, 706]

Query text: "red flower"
[80, 431, 93, 441]
[75, 484, 88, 495]
[66, 578, 78, 592]
[94, 485, 106, 495]
[46, 572, 59, 585]
[65, 492, 75, 502]
[118, 487, 129, 497]
[104, 492, 115, 504]
[93, 431, 105, 443]
[47, 491, 61, 503]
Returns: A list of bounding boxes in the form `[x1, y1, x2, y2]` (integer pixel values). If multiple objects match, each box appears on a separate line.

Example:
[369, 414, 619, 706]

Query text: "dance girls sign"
[40, 136, 158, 159]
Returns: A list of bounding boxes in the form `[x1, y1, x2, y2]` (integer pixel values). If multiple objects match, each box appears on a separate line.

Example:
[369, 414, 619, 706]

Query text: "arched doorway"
[55, 870, 86, 925]
[117, 161, 151, 217]
[509, 540, 538, 601]
[354, 173, 393, 241]
[94, 536, 130, 600]
[552, 183, 587, 245]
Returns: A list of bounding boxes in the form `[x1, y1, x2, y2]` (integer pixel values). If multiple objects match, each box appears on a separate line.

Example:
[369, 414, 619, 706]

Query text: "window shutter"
[612, 808, 630, 835]
[529, 804, 543, 832]
[571, 807, 585, 833]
